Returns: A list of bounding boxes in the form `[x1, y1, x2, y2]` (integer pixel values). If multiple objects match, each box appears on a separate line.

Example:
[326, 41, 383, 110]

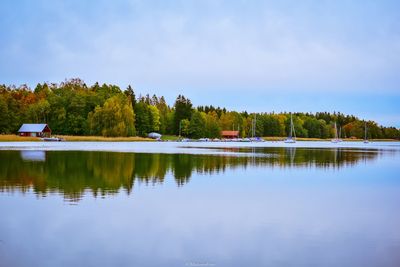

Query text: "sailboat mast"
[251, 114, 254, 138]
[251, 114, 254, 137]
[285, 113, 296, 143]
[292, 115, 296, 139]
[334, 122, 338, 139]
[254, 114, 256, 137]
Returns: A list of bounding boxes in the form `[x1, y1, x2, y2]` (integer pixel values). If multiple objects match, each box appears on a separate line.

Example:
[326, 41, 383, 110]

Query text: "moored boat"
[331, 122, 340, 143]
[41, 137, 65, 142]
[284, 114, 296, 143]
[364, 122, 369, 144]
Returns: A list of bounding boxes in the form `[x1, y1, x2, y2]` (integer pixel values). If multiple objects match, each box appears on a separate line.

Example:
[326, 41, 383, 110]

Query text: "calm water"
[0, 145, 399, 267]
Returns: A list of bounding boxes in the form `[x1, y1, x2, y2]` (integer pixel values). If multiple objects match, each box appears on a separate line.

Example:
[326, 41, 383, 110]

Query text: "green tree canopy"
[88, 95, 135, 137]
[173, 95, 193, 135]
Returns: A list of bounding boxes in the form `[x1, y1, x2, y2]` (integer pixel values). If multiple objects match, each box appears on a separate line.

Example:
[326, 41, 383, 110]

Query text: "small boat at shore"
[41, 137, 65, 142]
[364, 122, 369, 144]
[284, 114, 296, 143]
[331, 122, 341, 143]
[338, 126, 343, 142]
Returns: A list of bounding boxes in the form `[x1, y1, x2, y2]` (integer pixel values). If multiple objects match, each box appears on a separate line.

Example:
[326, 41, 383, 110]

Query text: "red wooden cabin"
[221, 130, 239, 139]
[18, 124, 52, 137]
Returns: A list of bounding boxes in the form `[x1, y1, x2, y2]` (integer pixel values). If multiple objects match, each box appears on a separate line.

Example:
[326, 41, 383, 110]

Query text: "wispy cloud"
[0, 0, 399, 125]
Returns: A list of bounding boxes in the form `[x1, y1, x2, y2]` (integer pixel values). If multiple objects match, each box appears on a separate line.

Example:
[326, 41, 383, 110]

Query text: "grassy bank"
[58, 135, 153, 141]
[262, 136, 399, 141]
[161, 135, 398, 142]
[0, 134, 397, 142]
[263, 136, 335, 141]
[160, 135, 181, 141]
[0, 134, 41, 141]
[0, 134, 153, 142]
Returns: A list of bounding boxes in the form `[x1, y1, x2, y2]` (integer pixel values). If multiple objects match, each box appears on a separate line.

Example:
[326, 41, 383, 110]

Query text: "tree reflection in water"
[0, 148, 385, 201]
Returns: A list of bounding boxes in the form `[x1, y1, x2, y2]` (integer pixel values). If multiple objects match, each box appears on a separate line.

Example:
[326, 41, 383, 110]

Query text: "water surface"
[0, 145, 399, 267]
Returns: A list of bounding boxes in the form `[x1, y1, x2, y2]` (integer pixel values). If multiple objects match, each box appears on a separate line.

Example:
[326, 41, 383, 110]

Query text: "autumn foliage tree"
[88, 95, 135, 137]
[0, 79, 399, 139]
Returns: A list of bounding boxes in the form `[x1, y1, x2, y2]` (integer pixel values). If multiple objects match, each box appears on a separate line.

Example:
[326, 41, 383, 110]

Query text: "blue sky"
[1, 0, 399, 127]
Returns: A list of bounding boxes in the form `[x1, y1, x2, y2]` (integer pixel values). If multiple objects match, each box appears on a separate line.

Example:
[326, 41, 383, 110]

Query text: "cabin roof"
[18, 124, 49, 133]
[221, 130, 239, 136]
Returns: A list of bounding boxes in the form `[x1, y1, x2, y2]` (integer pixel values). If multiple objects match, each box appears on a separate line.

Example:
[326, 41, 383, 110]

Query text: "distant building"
[18, 124, 51, 137]
[221, 130, 239, 139]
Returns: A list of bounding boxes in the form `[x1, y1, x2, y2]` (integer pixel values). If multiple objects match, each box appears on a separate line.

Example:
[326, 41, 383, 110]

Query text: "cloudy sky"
[1, 0, 399, 126]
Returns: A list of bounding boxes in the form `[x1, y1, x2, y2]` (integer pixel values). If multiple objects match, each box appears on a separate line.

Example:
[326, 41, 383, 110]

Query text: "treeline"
[0, 78, 399, 139]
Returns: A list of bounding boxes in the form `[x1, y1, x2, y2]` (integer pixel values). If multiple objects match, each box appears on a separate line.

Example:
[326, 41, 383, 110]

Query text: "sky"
[0, 0, 399, 127]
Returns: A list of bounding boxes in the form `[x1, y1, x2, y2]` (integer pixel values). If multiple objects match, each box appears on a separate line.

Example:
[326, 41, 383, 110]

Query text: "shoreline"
[0, 135, 154, 142]
[0, 140, 399, 155]
[262, 137, 399, 142]
[0, 134, 398, 142]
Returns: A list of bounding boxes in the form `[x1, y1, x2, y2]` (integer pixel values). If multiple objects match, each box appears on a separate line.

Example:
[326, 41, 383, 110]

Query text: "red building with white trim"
[221, 130, 239, 139]
[18, 124, 52, 137]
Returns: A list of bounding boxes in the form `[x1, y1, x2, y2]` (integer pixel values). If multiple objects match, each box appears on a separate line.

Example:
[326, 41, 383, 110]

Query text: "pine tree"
[173, 95, 193, 135]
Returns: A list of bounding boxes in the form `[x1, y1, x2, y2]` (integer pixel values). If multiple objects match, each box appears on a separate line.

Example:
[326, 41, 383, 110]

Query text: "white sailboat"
[250, 114, 264, 142]
[331, 122, 340, 143]
[363, 122, 369, 144]
[285, 114, 296, 143]
[338, 126, 343, 142]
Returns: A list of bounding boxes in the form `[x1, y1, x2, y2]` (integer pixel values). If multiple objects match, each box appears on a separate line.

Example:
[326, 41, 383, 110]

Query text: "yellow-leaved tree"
[88, 95, 136, 137]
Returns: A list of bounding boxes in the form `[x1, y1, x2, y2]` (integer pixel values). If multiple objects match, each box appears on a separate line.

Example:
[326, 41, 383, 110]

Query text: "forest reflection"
[0, 148, 382, 201]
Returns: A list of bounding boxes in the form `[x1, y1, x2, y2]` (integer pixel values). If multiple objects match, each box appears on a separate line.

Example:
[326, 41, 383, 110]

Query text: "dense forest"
[0, 78, 399, 139]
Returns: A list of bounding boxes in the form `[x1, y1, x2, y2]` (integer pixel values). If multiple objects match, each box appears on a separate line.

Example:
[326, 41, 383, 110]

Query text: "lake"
[0, 142, 399, 267]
